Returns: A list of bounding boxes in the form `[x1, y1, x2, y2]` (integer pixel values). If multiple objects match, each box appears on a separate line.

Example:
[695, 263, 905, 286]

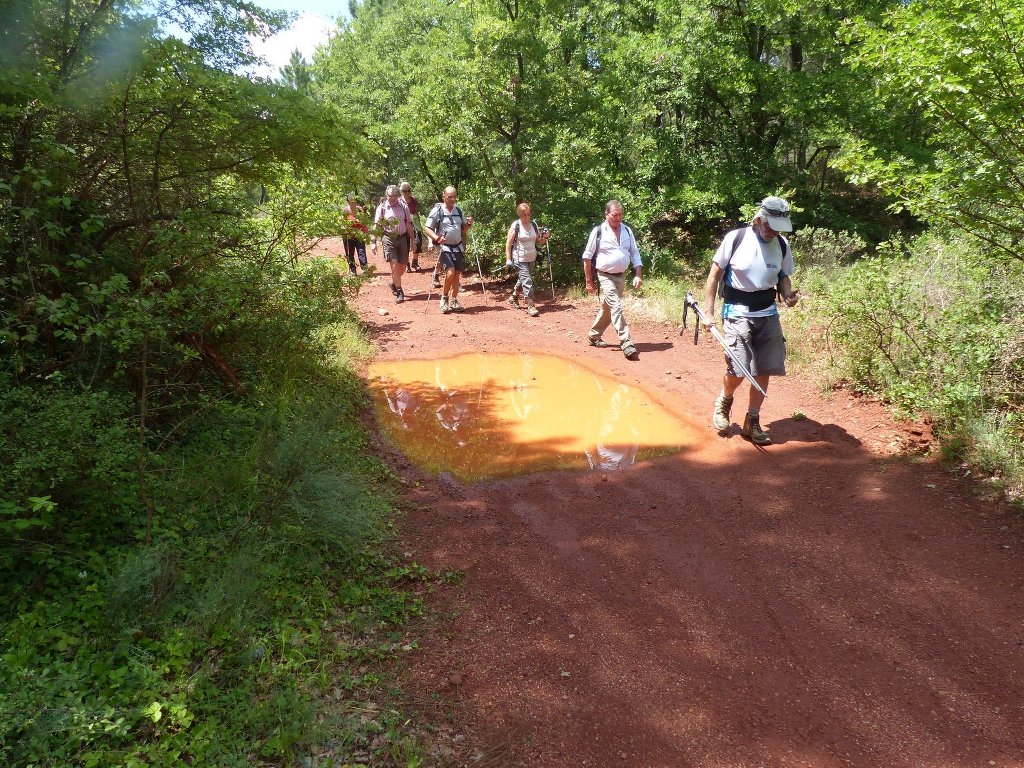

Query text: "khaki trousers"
[589, 272, 632, 345]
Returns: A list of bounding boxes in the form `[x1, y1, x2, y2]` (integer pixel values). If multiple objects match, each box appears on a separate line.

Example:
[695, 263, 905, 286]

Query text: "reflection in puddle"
[368, 353, 700, 482]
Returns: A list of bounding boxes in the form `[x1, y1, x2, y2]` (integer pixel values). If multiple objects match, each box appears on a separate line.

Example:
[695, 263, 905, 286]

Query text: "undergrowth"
[0, 295, 440, 767]
[787, 230, 1024, 501]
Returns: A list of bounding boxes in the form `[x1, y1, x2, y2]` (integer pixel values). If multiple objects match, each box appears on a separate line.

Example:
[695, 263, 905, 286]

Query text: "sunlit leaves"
[842, 0, 1024, 257]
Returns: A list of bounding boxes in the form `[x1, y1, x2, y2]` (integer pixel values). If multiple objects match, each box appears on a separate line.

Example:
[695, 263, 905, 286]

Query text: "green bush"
[804, 231, 1024, 498]
[0, 366, 428, 767]
[789, 226, 868, 272]
[0, 3, 432, 765]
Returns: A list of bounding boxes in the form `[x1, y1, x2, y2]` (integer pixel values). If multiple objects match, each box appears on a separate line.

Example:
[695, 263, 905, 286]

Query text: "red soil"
[341, 241, 1024, 768]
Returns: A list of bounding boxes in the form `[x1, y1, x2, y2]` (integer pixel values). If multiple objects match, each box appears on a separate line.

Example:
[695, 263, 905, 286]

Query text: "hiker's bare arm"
[583, 259, 596, 295]
[703, 263, 723, 328]
[779, 275, 799, 307]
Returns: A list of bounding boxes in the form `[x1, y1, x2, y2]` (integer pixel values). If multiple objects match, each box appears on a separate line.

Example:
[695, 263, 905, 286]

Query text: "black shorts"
[439, 248, 465, 272]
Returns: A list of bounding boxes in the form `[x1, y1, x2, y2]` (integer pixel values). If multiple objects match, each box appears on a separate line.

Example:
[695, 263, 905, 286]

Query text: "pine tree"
[281, 48, 312, 94]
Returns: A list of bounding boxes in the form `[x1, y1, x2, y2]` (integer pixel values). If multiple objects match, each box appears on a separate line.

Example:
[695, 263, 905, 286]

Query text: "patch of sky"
[151, 0, 344, 80]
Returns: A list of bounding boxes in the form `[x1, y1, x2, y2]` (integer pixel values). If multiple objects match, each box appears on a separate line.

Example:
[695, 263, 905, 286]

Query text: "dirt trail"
[337, 241, 1024, 768]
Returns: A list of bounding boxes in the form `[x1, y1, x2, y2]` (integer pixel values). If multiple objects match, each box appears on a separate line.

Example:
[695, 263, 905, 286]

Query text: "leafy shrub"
[0, 362, 427, 767]
[0, 379, 136, 504]
[0, 2, 433, 765]
[789, 226, 868, 271]
[805, 231, 1024, 497]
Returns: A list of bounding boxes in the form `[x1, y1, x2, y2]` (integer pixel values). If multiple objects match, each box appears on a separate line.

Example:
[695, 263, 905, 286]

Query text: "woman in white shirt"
[504, 202, 550, 317]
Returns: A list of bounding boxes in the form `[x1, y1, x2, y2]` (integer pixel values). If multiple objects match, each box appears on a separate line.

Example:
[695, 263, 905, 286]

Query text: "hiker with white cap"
[702, 195, 800, 445]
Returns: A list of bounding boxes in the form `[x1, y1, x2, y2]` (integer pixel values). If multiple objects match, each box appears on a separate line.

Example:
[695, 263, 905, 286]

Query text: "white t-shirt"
[582, 222, 641, 274]
[713, 226, 793, 318]
[508, 219, 538, 263]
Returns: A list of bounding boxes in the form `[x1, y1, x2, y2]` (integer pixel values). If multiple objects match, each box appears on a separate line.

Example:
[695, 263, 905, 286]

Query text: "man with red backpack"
[399, 181, 423, 272]
[341, 194, 368, 275]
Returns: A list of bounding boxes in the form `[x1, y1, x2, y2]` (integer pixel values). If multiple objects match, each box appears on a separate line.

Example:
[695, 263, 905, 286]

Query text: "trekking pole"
[470, 227, 486, 294]
[423, 267, 436, 314]
[423, 242, 439, 313]
[423, 236, 445, 313]
[680, 291, 768, 398]
[545, 239, 555, 301]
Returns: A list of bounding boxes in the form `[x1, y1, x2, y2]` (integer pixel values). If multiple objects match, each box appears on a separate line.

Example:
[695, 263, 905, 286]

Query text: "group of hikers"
[343, 185, 799, 446]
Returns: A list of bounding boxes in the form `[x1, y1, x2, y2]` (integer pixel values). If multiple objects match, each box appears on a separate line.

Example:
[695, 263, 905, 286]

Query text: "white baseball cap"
[757, 196, 793, 233]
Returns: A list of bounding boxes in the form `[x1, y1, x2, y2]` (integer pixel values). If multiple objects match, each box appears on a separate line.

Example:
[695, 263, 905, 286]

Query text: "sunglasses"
[761, 206, 789, 217]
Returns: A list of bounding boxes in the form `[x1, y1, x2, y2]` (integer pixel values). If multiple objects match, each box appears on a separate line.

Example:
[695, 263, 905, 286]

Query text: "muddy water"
[368, 353, 700, 481]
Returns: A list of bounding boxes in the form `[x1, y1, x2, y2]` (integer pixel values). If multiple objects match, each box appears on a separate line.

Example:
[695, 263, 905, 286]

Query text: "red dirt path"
[338, 241, 1024, 768]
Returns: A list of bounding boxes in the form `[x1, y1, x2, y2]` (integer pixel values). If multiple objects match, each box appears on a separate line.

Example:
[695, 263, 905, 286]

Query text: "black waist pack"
[722, 284, 778, 311]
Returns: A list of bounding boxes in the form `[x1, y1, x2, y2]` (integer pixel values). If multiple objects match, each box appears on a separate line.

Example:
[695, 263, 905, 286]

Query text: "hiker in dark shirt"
[399, 181, 422, 272]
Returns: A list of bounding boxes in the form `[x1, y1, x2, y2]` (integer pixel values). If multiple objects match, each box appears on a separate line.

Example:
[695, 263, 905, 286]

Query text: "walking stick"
[470, 227, 486, 294]
[424, 241, 441, 314]
[423, 265, 436, 314]
[545, 239, 555, 301]
[430, 252, 442, 285]
[680, 291, 768, 398]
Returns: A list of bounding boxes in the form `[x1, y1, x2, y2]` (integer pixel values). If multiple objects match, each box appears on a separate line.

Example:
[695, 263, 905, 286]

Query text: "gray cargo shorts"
[382, 234, 410, 264]
[723, 314, 787, 377]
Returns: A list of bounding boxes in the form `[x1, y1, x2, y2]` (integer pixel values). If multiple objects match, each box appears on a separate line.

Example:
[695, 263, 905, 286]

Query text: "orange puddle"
[368, 353, 700, 482]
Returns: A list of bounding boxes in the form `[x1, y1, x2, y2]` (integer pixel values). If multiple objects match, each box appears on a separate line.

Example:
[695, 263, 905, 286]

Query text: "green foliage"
[801, 232, 1024, 495]
[789, 226, 868, 271]
[0, 379, 135, 503]
[317, 0, 901, 275]
[841, 0, 1024, 257]
[630, 274, 693, 327]
[281, 48, 313, 94]
[0, 356, 434, 766]
[0, 1, 433, 765]
[1, 0, 366, 394]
